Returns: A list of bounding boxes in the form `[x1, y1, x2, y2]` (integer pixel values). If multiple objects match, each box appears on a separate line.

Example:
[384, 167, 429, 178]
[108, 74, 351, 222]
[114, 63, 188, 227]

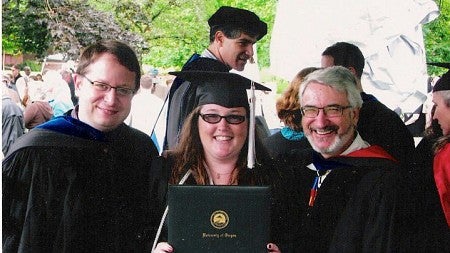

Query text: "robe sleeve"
[3, 148, 63, 252]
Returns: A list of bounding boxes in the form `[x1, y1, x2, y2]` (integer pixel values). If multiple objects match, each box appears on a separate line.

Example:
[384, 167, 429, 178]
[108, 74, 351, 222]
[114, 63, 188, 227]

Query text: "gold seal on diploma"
[210, 210, 229, 229]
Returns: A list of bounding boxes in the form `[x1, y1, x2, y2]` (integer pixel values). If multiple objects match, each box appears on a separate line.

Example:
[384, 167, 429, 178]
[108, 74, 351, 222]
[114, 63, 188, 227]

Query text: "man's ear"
[214, 31, 225, 46]
[347, 67, 357, 76]
[72, 74, 82, 91]
[351, 107, 360, 126]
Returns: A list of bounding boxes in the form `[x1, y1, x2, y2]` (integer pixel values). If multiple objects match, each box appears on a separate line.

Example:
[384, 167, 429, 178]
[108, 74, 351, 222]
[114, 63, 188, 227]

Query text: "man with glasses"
[3, 40, 159, 252]
[321, 42, 415, 167]
[271, 66, 403, 252]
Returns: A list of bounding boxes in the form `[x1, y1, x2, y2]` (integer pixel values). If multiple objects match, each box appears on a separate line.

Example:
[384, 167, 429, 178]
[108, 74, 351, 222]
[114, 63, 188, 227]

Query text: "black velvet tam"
[428, 62, 450, 91]
[208, 6, 267, 40]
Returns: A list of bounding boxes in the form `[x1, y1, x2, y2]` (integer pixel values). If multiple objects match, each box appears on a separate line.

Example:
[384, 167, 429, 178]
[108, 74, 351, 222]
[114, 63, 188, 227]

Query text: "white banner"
[270, 0, 439, 113]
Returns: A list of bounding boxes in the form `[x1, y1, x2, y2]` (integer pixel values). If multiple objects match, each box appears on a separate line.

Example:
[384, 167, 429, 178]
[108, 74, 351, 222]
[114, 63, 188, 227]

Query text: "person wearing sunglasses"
[3, 40, 159, 252]
[150, 71, 281, 253]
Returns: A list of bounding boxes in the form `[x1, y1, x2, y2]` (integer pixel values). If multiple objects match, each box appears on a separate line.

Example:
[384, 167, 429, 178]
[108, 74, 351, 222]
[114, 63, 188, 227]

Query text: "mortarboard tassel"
[247, 81, 256, 169]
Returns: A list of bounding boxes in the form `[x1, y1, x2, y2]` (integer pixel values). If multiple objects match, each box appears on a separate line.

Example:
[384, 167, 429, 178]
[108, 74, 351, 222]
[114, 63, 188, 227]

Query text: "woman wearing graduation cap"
[414, 66, 450, 251]
[150, 71, 281, 252]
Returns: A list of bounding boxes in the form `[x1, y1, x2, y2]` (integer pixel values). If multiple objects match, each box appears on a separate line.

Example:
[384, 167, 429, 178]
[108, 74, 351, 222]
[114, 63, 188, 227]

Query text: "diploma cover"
[168, 185, 271, 253]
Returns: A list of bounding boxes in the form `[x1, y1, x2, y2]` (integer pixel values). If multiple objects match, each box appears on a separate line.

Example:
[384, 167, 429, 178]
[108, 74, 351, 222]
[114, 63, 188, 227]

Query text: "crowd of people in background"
[2, 5, 449, 253]
[2, 65, 75, 156]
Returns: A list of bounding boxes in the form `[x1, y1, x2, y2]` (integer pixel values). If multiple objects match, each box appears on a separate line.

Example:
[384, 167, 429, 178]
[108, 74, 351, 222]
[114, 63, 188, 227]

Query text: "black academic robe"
[263, 132, 311, 159]
[412, 137, 450, 251]
[271, 148, 400, 253]
[165, 56, 231, 149]
[358, 93, 416, 167]
[3, 116, 159, 252]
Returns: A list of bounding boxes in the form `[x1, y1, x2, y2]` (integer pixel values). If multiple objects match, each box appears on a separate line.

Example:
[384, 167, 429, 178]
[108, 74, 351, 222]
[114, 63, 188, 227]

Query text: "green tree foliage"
[424, 0, 450, 76]
[2, 0, 146, 60]
[2, 0, 447, 75]
[89, 0, 275, 68]
[90, 0, 209, 67]
[2, 0, 51, 57]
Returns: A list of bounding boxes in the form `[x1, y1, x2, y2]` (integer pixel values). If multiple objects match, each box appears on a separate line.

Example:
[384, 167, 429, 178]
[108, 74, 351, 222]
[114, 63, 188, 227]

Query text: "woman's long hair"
[433, 135, 450, 154]
[169, 106, 269, 185]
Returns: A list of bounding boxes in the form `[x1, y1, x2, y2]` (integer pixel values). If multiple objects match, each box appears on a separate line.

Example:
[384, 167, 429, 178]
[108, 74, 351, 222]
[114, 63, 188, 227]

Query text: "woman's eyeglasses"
[199, 113, 246, 124]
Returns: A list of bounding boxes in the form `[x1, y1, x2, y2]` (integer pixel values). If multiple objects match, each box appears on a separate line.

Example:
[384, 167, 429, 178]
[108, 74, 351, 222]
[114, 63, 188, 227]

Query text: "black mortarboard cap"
[208, 6, 268, 41]
[169, 71, 271, 109]
[428, 62, 450, 92]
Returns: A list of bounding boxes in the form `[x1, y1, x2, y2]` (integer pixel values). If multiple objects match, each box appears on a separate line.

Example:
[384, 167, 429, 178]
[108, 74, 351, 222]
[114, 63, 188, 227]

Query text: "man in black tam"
[164, 6, 268, 150]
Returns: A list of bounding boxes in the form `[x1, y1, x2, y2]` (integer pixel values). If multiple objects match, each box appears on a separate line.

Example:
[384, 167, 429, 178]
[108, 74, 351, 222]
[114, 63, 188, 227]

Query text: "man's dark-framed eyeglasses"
[300, 105, 352, 118]
[199, 113, 246, 124]
[78, 74, 136, 96]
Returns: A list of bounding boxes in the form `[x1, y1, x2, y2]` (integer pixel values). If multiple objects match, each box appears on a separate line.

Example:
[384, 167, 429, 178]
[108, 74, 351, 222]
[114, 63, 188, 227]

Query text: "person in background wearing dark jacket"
[2, 40, 159, 252]
[263, 67, 319, 158]
[2, 83, 24, 156]
[164, 6, 267, 150]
